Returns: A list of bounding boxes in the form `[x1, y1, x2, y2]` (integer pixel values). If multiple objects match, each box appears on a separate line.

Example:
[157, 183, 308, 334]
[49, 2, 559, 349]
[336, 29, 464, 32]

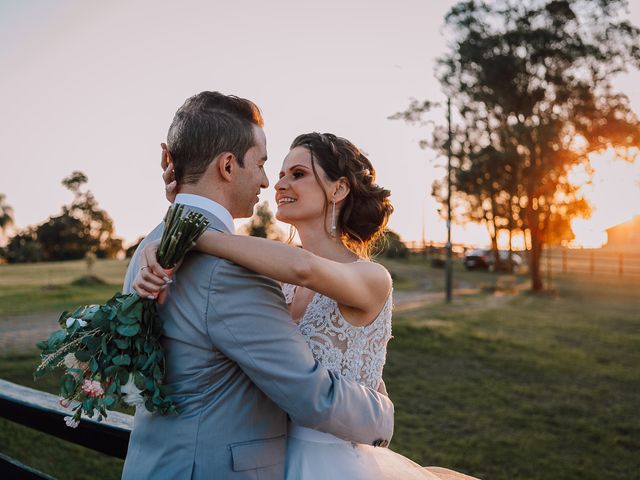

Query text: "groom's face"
[232, 125, 269, 218]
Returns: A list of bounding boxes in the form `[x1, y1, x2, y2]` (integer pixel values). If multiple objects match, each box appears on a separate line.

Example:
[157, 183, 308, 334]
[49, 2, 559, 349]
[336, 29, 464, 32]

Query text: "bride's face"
[274, 146, 333, 226]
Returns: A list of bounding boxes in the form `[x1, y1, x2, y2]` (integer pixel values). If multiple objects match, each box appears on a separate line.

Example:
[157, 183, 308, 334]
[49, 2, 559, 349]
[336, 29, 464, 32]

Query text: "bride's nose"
[274, 177, 286, 191]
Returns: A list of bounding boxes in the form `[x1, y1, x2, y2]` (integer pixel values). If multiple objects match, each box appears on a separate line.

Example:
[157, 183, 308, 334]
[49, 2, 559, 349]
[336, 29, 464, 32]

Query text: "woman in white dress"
[134, 132, 479, 480]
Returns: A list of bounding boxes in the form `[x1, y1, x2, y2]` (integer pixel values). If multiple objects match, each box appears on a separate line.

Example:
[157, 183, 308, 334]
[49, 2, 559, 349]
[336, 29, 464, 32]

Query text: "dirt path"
[0, 312, 60, 353]
[0, 288, 485, 353]
[393, 288, 481, 312]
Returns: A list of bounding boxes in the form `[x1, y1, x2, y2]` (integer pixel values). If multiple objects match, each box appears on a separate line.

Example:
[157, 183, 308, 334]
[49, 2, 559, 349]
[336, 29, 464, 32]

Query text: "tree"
[126, 237, 145, 258]
[7, 172, 124, 262]
[396, 0, 640, 290]
[61, 171, 120, 257]
[376, 230, 410, 258]
[0, 194, 14, 241]
[36, 213, 94, 260]
[5, 229, 44, 263]
[239, 202, 285, 241]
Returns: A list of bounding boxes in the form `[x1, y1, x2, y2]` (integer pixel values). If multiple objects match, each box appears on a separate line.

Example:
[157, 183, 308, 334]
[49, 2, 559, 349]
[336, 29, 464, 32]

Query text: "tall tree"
[60, 171, 122, 258]
[397, 0, 640, 290]
[239, 202, 285, 241]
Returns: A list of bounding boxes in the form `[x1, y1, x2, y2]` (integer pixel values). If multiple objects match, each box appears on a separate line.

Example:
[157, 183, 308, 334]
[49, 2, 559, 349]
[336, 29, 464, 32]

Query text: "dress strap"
[281, 282, 296, 305]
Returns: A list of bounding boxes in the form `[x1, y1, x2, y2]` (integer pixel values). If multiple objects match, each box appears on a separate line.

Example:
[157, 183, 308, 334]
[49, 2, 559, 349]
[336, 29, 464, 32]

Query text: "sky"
[2, 0, 639, 249]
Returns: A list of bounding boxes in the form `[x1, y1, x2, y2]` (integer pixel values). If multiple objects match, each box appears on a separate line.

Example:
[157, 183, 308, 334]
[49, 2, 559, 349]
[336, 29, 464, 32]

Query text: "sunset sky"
[2, 0, 639, 249]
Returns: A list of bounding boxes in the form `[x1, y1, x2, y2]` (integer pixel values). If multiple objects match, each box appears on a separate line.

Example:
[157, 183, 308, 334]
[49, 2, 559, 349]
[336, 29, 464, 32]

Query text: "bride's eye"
[292, 171, 304, 179]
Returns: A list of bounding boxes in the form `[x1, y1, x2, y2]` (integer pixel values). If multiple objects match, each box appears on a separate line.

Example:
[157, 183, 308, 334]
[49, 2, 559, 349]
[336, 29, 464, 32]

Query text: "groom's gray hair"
[167, 91, 264, 185]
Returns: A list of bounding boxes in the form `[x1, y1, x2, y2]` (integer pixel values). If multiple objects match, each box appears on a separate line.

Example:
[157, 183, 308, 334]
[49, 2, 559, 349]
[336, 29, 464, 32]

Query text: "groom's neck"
[178, 184, 235, 218]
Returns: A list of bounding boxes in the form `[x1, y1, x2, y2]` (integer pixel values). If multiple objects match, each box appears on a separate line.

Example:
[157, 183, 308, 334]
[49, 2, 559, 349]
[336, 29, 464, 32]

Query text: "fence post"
[590, 251, 595, 276]
[546, 247, 552, 289]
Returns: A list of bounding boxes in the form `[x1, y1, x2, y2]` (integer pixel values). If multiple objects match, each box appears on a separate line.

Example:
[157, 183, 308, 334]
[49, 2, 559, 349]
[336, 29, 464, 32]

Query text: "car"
[464, 248, 522, 272]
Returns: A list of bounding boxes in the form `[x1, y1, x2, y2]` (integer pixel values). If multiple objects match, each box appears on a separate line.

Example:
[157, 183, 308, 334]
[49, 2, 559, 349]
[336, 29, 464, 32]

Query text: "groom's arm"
[205, 260, 394, 446]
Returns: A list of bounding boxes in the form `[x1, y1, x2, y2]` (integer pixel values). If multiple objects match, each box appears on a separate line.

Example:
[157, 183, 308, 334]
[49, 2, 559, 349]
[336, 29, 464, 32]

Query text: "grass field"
[0, 259, 127, 317]
[0, 258, 638, 479]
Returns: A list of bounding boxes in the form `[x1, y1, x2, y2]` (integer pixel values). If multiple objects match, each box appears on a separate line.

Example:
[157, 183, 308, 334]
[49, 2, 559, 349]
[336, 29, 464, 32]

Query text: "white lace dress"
[281, 281, 446, 480]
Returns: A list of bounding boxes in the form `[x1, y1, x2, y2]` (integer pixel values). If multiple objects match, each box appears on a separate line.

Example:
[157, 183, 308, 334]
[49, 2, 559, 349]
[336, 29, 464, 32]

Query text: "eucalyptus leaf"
[117, 369, 129, 385]
[48, 330, 66, 348]
[82, 398, 94, 413]
[134, 372, 146, 390]
[75, 350, 91, 362]
[90, 357, 99, 373]
[117, 312, 139, 325]
[117, 324, 141, 337]
[62, 374, 76, 397]
[113, 354, 131, 366]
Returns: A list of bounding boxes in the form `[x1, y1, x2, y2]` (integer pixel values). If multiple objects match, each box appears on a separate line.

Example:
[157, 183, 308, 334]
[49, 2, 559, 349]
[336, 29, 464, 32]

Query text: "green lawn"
[0, 258, 638, 479]
[0, 259, 129, 317]
[386, 276, 639, 479]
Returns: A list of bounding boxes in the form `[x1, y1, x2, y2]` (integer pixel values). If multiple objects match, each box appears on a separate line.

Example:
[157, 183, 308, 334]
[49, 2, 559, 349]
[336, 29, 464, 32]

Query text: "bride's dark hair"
[290, 132, 393, 257]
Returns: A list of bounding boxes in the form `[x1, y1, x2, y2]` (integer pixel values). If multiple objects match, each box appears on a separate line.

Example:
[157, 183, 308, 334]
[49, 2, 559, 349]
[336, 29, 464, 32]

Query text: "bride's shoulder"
[350, 259, 392, 294]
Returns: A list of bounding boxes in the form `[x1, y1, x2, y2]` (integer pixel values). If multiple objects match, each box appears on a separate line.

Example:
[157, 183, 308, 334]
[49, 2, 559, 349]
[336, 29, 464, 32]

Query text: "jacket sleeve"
[205, 259, 394, 446]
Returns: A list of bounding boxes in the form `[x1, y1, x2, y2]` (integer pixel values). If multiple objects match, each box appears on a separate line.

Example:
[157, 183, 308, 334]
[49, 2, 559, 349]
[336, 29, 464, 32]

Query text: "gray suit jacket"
[121, 206, 394, 480]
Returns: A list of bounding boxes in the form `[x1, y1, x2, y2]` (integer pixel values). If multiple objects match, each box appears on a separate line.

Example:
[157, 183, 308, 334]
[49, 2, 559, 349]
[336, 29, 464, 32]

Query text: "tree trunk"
[526, 204, 544, 291]
[529, 231, 543, 291]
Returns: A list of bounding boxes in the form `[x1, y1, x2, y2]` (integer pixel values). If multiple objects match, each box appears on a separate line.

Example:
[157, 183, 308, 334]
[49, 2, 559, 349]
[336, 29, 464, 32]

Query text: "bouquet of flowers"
[34, 204, 209, 427]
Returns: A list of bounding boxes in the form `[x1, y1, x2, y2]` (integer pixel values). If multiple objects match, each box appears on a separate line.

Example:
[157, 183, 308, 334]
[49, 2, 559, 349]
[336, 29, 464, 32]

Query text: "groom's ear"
[216, 152, 237, 182]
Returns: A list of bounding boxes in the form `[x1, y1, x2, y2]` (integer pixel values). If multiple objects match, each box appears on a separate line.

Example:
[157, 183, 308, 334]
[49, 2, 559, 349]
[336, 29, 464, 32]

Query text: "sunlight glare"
[568, 148, 640, 248]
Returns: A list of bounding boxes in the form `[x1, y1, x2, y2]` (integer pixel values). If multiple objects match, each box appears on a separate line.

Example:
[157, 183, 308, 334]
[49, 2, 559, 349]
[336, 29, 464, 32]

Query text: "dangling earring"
[330, 198, 337, 238]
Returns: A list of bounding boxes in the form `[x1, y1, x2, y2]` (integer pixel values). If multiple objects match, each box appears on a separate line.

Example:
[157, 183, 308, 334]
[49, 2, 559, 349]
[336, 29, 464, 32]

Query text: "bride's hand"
[133, 240, 174, 304]
[161, 143, 177, 203]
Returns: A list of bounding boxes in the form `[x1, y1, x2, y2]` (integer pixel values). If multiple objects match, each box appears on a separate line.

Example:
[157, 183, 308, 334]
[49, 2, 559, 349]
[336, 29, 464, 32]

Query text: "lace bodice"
[282, 280, 392, 390]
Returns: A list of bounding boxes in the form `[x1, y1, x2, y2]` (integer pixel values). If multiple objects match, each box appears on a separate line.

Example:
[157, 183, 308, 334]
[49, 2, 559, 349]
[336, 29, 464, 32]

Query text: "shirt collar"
[174, 193, 235, 233]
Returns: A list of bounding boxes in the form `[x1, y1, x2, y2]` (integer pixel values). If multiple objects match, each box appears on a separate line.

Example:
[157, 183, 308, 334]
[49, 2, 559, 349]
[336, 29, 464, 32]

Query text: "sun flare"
[569, 148, 640, 248]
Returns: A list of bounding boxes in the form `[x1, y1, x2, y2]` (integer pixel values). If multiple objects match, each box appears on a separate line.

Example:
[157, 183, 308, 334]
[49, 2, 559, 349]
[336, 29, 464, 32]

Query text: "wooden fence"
[0, 379, 131, 479]
[540, 248, 640, 280]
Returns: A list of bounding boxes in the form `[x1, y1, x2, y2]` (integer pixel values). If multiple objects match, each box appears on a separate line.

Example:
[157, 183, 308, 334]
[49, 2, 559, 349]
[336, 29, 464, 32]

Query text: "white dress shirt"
[174, 193, 235, 233]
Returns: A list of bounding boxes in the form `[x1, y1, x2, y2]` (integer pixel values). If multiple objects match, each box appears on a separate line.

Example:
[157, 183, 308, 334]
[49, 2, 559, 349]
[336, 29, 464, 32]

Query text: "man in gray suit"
[121, 91, 393, 479]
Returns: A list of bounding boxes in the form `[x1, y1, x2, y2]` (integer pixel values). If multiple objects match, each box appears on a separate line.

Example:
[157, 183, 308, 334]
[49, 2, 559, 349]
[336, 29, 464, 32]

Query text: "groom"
[121, 91, 394, 479]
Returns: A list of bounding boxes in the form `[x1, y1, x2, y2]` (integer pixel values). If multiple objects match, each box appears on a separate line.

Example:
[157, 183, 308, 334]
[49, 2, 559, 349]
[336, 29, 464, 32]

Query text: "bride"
[134, 132, 479, 480]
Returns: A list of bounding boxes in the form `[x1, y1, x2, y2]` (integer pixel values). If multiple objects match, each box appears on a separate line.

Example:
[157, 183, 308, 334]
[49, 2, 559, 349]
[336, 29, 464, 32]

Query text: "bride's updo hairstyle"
[290, 132, 393, 257]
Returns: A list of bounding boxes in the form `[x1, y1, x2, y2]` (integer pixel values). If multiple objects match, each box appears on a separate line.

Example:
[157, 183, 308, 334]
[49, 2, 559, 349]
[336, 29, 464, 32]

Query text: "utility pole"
[445, 97, 453, 303]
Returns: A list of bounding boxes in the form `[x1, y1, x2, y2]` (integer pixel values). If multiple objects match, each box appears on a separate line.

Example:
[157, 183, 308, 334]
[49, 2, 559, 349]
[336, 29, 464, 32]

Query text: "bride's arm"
[135, 230, 391, 314]
[195, 231, 391, 313]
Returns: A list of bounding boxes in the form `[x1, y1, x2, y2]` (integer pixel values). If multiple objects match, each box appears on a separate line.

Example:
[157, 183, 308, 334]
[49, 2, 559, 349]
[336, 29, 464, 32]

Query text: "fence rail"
[0, 379, 131, 479]
[541, 248, 640, 279]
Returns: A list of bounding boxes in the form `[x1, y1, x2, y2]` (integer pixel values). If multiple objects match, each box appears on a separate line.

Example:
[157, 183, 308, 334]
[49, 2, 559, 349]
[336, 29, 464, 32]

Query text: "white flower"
[63, 353, 89, 376]
[121, 375, 145, 407]
[63, 353, 79, 369]
[65, 317, 88, 328]
[64, 416, 79, 428]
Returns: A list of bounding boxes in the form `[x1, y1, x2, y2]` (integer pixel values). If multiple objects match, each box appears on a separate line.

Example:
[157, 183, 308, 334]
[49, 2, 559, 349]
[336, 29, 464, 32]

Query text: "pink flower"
[59, 399, 70, 408]
[81, 379, 104, 398]
[64, 416, 80, 428]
